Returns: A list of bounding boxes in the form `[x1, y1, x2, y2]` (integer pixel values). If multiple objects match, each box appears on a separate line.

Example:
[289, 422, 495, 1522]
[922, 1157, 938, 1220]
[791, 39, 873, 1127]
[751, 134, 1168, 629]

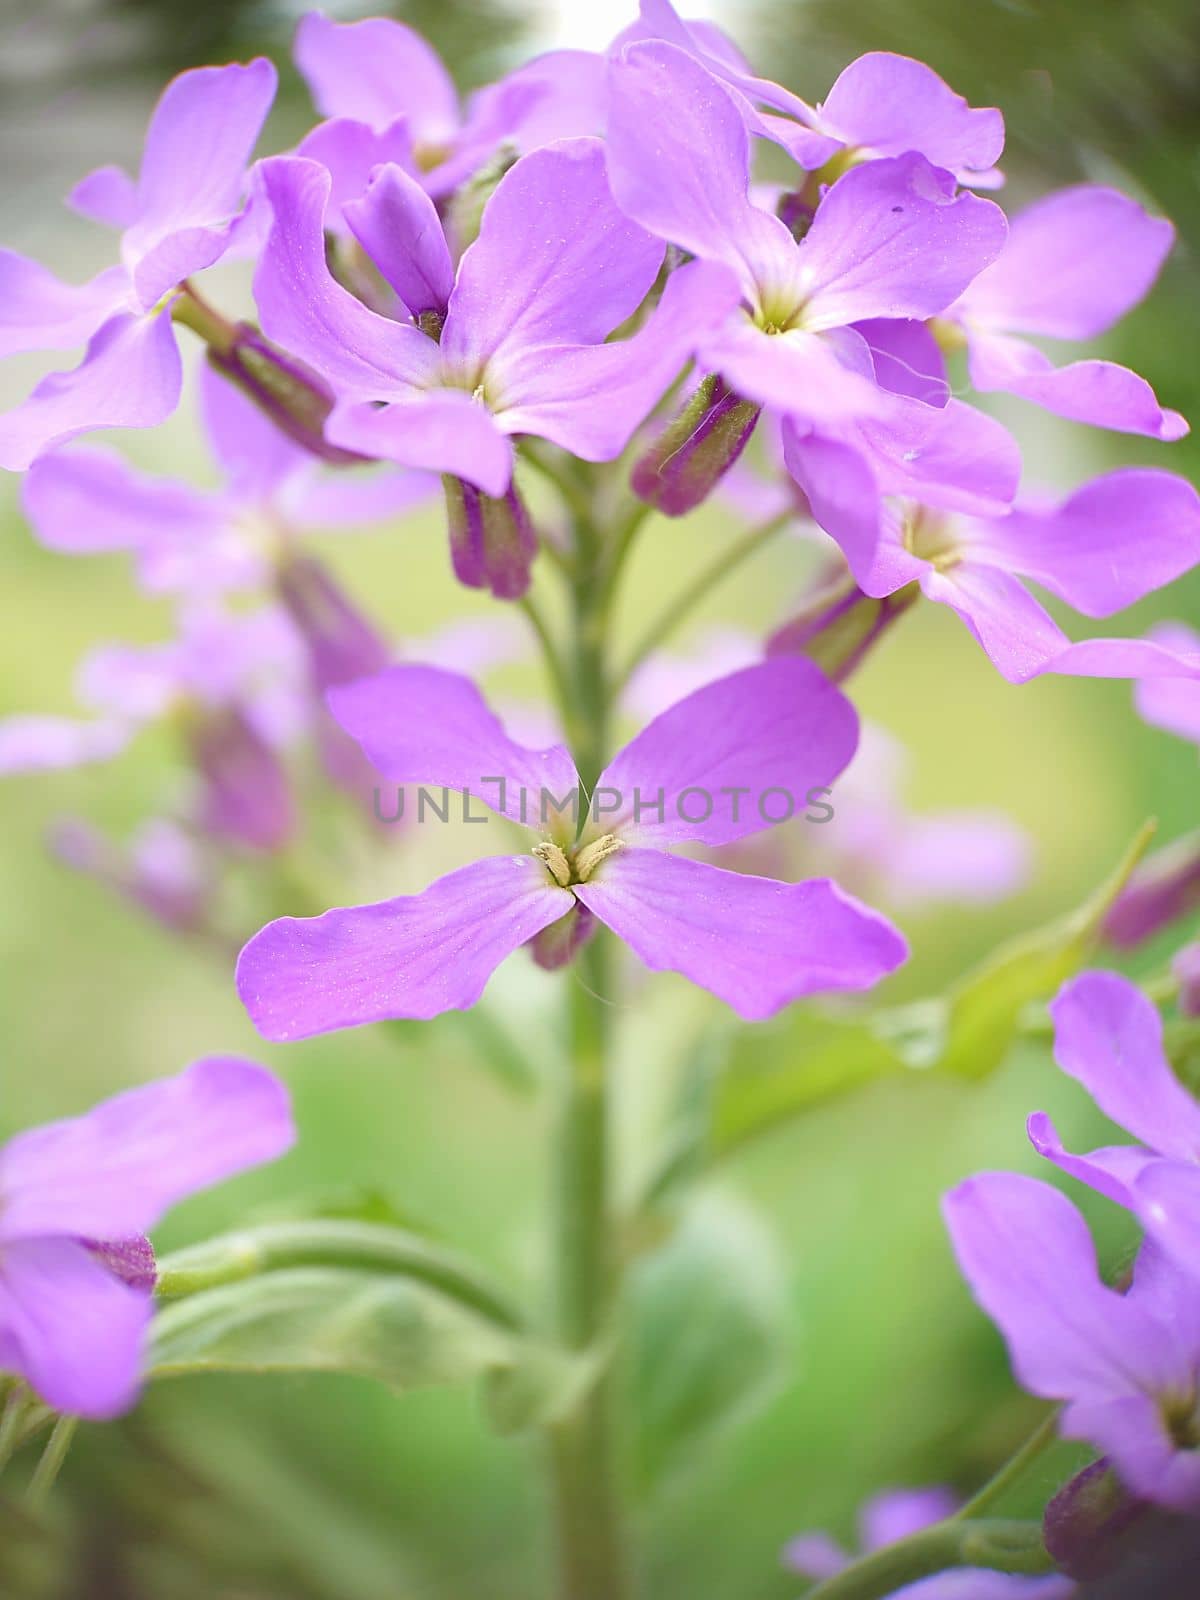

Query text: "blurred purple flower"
[50, 816, 213, 936]
[236, 659, 906, 1036]
[786, 1483, 1073, 1596]
[0, 1059, 293, 1417]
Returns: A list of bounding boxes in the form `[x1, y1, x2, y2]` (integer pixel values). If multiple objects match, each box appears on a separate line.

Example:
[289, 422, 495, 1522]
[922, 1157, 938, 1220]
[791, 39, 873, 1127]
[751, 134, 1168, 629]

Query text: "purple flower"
[293, 10, 606, 202]
[944, 1169, 1200, 1514]
[786, 1484, 1073, 1597]
[1029, 972, 1200, 1231]
[235, 659, 907, 1037]
[23, 367, 434, 596]
[946, 186, 1186, 441]
[0, 604, 305, 852]
[813, 425, 1200, 683]
[50, 816, 213, 936]
[0, 1058, 294, 1418]
[0, 61, 276, 470]
[251, 139, 737, 594]
[614, 1, 1005, 186]
[1135, 623, 1200, 745]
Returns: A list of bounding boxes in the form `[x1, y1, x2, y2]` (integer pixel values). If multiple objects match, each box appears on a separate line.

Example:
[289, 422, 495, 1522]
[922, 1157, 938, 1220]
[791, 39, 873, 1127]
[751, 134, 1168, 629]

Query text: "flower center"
[1161, 1389, 1200, 1450]
[532, 833, 623, 887]
[903, 506, 961, 570]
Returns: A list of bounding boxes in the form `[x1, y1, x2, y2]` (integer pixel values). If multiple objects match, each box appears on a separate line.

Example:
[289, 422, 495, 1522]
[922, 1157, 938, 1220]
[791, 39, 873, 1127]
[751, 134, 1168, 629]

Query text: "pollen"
[532, 841, 572, 887]
[573, 833, 623, 882]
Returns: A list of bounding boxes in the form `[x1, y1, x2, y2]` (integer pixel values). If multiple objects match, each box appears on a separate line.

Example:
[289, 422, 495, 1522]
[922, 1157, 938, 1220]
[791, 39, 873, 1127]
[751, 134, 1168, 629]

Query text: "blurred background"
[1, 1, 1199, 1595]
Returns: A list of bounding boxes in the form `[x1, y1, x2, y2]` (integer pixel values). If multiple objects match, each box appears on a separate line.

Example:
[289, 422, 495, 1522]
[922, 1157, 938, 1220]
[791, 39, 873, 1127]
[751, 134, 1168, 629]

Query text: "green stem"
[170, 282, 238, 356]
[805, 1518, 1056, 1600]
[616, 509, 791, 689]
[543, 507, 630, 1600]
[0, 1384, 27, 1474]
[954, 1409, 1062, 1520]
[24, 1415, 78, 1509]
[518, 594, 574, 737]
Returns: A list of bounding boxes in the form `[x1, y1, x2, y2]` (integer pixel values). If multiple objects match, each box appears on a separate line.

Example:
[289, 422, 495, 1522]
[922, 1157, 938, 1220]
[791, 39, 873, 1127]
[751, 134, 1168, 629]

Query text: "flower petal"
[966, 330, 1187, 441]
[1026, 1112, 1156, 1210]
[253, 157, 439, 397]
[22, 443, 222, 564]
[67, 164, 138, 229]
[942, 1172, 1157, 1402]
[0, 1237, 150, 1419]
[237, 856, 574, 1037]
[966, 470, 1200, 619]
[293, 11, 459, 142]
[594, 658, 859, 846]
[0, 1057, 294, 1242]
[345, 164, 454, 317]
[0, 253, 126, 358]
[574, 851, 906, 1018]
[795, 155, 1007, 332]
[956, 186, 1174, 339]
[1135, 623, 1200, 743]
[814, 52, 1004, 179]
[699, 321, 889, 425]
[493, 258, 741, 461]
[294, 116, 417, 230]
[442, 138, 664, 375]
[0, 714, 132, 773]
[324, 392, 513, 497]
[0, 309, 182, 473]
[328, 663, 579, 828]
[604, 41, 798, 309]
[1048, 970, 1200, 1159]
[917, 562, 1070, 683]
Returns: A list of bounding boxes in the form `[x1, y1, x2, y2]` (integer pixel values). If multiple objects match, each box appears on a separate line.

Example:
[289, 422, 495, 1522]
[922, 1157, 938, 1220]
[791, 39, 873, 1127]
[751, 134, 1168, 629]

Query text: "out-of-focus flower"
[0, 1059, 293, 1417]
[1135, 622, 1200, 746]
[0, 62, 276, 469]
[49, 816, 213, 937]
[236, 659, 906, 1036]
[1104, 828, 1200, 949]
[786, 1484, 1073, 1596]
[0, 604, 306, 852]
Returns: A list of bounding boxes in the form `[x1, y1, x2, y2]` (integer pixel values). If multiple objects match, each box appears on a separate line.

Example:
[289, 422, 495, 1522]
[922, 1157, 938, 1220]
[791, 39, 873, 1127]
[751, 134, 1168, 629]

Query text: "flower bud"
[443, 476, 538, 600]
[185, 707, 295, 853]
[528, 903, 596, 971]
[767, 573, 918, 683]
[1104, 829, 1200, 949]
[1043, 1458, 1148, 1580]
[208, 327, 365, 467]
[275, 554, 390, 692]
[632, 374, 761, 516]
[1173, 942, 1200, 1017]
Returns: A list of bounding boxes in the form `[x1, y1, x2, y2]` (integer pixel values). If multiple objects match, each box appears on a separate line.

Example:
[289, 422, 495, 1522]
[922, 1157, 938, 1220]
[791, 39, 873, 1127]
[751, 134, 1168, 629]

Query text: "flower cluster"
[1, 5, 1199, 1594]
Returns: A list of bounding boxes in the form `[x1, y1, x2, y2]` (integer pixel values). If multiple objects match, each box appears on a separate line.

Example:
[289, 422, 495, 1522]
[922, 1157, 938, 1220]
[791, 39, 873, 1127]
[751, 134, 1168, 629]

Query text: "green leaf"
[627, 1191, 787, 1492]
[706, 821, 1156, 1156]
[151, 1267, 517, 1393]
[934, 818, 1155, 1079]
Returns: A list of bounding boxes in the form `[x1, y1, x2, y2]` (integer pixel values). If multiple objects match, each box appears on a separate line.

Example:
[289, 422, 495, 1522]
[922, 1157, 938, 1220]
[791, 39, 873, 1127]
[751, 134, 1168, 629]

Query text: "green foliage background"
[1, 1, 1198, 1594]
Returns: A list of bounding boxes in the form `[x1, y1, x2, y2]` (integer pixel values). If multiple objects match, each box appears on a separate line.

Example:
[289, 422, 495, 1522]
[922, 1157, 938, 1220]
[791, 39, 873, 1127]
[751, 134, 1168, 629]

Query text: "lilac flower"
[614, 0, 1005, 186]
[0, 604, 305, 852]
[808, 425, 1200, 683]
[0, 1058, 293, 1418]
[1029, 971, 1200, 1226]
[23, 367, 434, 597]
[0, 61, 276, 471]
[251, 139, 738, 595]
[945, 187, 1186, 440]
[50, 816, 213, 937]
[603, 41, 1009, 518]
[786, 1484, 1073, 1597]
[944, 1169, 1200, 1513]
[293, 10, 606, 203]
[235, 659, 907, 1036]
[627, 645, 1030, 910]
[1135, 623, 1200, 745]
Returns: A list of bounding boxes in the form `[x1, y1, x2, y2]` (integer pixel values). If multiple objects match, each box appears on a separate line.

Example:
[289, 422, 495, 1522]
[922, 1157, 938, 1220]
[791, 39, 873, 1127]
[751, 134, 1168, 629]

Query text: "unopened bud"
[185, 707, 295, 853]
[443, 476, 538, 600]
[528, 903, 596, 971]
[1043, 1458, 1148, 1580]
[276, 554, 390, 691]
[1104, 829, 1200, 949]
[768, 574, 918, 683]
[632, 374, 761, 516]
